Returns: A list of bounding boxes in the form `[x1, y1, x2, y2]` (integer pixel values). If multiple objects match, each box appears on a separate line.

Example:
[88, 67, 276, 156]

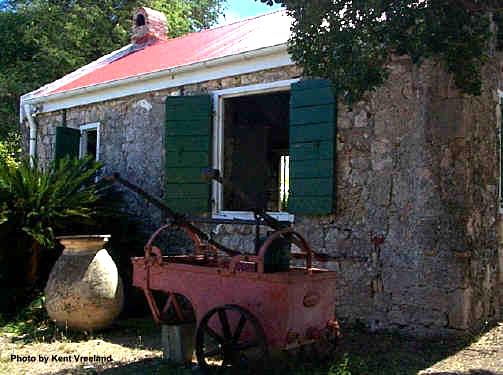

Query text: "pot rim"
[56, 235, 111, 240]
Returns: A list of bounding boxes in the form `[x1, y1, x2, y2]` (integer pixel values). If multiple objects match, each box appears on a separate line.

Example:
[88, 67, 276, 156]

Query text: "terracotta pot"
[45, 235, 123, 331]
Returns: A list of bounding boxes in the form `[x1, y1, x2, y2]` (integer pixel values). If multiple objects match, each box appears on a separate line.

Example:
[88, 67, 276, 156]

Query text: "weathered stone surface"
[30, 57, 503, 336]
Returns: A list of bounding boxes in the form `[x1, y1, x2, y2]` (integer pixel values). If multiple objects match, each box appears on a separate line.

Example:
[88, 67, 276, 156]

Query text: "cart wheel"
[150, 291, 195, 324]
[196, 304, 269, 374]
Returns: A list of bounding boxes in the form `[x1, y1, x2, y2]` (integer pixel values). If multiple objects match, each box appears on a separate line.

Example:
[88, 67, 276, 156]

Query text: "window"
[79, 123, 100, 161]
[136, 14, 146, 27]
[222, 92, 290, 212]
[212, 80, 298, 221]
[164, 78, 336, 217]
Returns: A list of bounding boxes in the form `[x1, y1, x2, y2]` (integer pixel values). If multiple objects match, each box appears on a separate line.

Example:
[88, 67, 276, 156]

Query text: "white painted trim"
[79, 122, 100, 131]
[19, 44, 133, 123]
[211, 92, 224, 213]
[214, 211, 295, 222]
[211, 78, 299, 97]
[79, 122, 100, 161]
[23, 44, 293, 114]
[24, 104, 37, 165]
[210, 79, 299, 223]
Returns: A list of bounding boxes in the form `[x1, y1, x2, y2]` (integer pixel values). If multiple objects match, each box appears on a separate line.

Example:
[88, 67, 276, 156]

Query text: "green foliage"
[0, 156, 106, 249]
[144, 0, 225, 35]
[0, 131, 21, 168]
[262, 0, 501, 104]
[328, 354, 352, 375]
[0, 156, 109, 313]
[0, 0, 225, 142]
[1, 294, 55, 339]
[0, 293, 94, 343]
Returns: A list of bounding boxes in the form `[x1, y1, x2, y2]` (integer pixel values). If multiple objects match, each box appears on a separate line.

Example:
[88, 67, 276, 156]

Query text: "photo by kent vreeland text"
[10, 354, 113, 363]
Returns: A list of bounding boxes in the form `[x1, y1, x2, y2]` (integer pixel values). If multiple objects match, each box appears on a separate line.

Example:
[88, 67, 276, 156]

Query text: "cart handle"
[144, 223, 210, 262]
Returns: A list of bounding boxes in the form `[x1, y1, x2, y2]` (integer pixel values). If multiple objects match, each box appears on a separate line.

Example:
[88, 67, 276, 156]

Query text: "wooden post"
[162, 323, 196, 364]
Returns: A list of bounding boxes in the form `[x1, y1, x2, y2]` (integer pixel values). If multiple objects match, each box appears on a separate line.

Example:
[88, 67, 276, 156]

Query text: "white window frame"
[210, 79, 299, 222]
[79, 122, 100, 161]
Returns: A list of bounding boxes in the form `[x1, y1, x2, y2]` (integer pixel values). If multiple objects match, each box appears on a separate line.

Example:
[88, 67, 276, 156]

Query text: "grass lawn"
[2, 304, 492, 375]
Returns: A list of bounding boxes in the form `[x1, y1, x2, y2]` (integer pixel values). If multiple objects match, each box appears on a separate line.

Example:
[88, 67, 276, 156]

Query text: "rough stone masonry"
[30, 56, 503, 336]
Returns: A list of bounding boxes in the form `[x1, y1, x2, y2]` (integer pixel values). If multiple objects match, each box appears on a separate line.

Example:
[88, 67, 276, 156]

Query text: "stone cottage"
[20, 7, 503, 336]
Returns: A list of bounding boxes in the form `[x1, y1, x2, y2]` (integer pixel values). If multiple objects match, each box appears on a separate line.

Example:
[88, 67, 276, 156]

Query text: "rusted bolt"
[303, 292, 320, 308]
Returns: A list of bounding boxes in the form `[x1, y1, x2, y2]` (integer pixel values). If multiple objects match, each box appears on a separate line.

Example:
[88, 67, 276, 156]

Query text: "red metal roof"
[48, 10, 292, 95]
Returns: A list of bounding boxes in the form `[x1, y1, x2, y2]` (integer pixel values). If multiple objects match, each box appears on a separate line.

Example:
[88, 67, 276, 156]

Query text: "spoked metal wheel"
[195, 304, 269, 374]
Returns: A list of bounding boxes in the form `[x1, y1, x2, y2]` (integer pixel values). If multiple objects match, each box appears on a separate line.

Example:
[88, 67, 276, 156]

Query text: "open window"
[54, 122, 100, 162]
[79, 123, 100, 161]
[164, 79, 336, 217]
[210, 81, 296, 221]
[222, 91, 290, 213]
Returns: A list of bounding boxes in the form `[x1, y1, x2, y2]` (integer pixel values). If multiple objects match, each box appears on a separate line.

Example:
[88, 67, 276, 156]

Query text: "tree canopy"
[262, 0, 503, 104]
[0, 0, 225, 142]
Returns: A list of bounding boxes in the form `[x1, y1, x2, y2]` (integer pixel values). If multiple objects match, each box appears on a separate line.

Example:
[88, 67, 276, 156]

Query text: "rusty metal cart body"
[132, 226, 338, 370]
[111, 172, 339, 371]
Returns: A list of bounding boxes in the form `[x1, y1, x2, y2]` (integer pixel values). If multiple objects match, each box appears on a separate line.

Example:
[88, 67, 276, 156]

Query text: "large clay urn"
[45, 235, 123, 331]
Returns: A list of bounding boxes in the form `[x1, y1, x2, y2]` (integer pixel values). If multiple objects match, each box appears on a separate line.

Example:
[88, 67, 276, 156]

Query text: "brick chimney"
[132, 7, 167, 45]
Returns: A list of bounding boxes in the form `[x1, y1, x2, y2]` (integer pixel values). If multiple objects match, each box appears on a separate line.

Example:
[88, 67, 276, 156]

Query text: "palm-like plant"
[0, 156, 108, 289]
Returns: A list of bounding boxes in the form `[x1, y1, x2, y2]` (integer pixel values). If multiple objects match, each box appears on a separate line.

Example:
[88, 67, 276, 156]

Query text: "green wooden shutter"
[55, 126, 80, 161]
[500, 96, 503, 208]
[165, 95, 212, 213]
[288, 79, 336, 215]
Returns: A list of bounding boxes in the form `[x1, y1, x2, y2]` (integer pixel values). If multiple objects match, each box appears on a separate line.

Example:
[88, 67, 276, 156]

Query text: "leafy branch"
[261, 0, 501, 104]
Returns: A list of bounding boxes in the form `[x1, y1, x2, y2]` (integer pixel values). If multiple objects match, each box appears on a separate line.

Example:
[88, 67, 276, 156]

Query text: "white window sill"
[213, 211, 294, 223]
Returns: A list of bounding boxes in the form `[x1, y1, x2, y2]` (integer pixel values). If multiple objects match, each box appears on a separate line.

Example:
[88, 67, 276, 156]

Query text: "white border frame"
[210, 79, 299, 222]
[79, 122, 100, 161]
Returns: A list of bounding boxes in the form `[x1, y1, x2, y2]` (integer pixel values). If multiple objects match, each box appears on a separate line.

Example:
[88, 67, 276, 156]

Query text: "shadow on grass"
[37, 334, 503, 375]
[327, 320, 503, 375]
[41, 358, 192, 375]
[2, 312, 163, 350]
[12, 318, 503, 375]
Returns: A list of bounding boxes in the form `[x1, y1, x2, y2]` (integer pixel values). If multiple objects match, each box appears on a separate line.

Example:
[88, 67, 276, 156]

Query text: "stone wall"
[30, 60, 502, 336]
[211, 57, 503, 335]
[444, 59, 503, 330]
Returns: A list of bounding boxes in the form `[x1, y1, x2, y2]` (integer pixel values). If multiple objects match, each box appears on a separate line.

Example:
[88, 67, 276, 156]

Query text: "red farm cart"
[109, 171, 340, 372]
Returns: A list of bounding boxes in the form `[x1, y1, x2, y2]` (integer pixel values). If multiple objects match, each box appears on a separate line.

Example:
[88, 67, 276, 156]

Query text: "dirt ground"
[418, 323, 503, 375]
[0, 318, 502, 374]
